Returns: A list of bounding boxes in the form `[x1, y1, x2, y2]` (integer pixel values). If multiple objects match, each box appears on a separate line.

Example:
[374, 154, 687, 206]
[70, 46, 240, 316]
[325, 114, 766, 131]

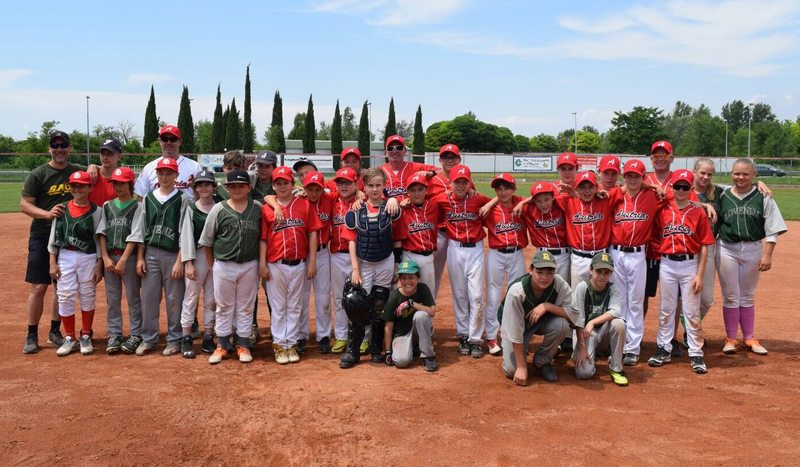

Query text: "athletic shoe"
[690, 356, 708, 374]
[47, 329, 65, 346]
[609, 369, 629, 386]
[487, 339, 502, 356]
[622, 353, 639, 366]
[249, 324, 259, 346]
[559, 336, 573, 353]
[135, 341, 156, 356]
[288, 346, 300, 363]
[359, 341, 369, 355]
[331, 339, 347, 354]
[422, 356, 439, 372]
[319, 336, 331, 354]
[79, 335, 94, 355]
[371, 353, 385, 363]
[162, 341, 180, 356]
[274, 345, 289, 365]
[201, 334, 215, 354]
[57, 336, 78, 357]
[236, 346, 253, 363]
[458, 337, 470, 355]
[122, 335, 143, 354]
[722, 338, 738, 354]
[23, 333, 39, 354]
[537, 364, 558, 383]
[181, 336, 195, 359]
[209, 345, 228, 365]
[744, 338, 768, 355]
[469, 343, 484, 359]
[297, 339, 307, 356]
[339, 351, 357, 369]
[106, 335, 124, 354]
[190, 320, 200, 340]
[648, 347, 671, 367]
[670, 339, 685, 357]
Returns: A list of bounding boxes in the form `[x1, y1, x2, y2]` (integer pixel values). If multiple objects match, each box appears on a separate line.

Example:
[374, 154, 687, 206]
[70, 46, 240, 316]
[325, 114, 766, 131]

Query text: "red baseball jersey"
[644, 172, 674, 259]
[261, 197, 322, 263]
[483, 196, 528, 249]
[611, 188, 666, 247]
[436, 192, 492, 243]
[380, 161, 436, 199]
[523, 199, 569, 249]
[88, 173, 116, 206]
[309, 192, 335, 246]
[655, 201, 714, 255]
[395, 200, 441, 252]
[330, 195, 356, 253]
[562, 195, 614, 251]
[426, 173, 452, 200]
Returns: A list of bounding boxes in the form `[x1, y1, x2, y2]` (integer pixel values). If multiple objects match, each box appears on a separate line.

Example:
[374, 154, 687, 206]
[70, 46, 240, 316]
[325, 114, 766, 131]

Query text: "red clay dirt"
[1, 212, 798, 465]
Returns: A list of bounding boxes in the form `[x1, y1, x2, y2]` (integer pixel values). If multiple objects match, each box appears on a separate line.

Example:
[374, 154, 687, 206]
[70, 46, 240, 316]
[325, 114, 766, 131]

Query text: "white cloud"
[310, 0, 468, 26]
[126, 73, 174, 85]
[0, 69, 35, 89]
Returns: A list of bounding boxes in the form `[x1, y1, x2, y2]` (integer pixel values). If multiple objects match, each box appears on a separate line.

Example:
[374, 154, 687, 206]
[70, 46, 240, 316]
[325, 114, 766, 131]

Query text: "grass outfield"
[0, 182, 20, 213]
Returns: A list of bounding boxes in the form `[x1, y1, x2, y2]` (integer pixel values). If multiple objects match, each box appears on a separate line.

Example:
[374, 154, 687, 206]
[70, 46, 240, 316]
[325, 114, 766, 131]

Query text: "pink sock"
[739, 306, 755, 340]
[722, 306, 739, 339]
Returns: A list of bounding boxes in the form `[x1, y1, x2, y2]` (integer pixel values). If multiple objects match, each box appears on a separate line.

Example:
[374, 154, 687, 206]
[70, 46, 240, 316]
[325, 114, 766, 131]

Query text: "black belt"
[65, 246, 82, 252]
[335, 249, 348, 254]
[572, 249, 605, 259]
[280, 259, 303, 266]
[459, 242, 477, 248]
[667, 254, 695, 261]
[410, 250, 434, 256]
[439, 228, 447, 233]
[547, 248, 566, 255]
[496, 247, 520, 254]
[612, 245, 644, 253]
[317, 244, 327, 252]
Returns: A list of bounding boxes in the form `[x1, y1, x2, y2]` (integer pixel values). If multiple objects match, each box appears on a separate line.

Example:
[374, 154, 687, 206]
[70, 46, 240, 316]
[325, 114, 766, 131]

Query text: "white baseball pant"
[610, 247, 647, 355]
[433, 230, 448, 299]
[330, 251, 353, 341]
[213, 259, 258, 342]
[485, 249, 526, 341]
[447, 239, 485, 344]
[657, 257, 704, 357]
[717, 239, 762, 308]
[403, 250, 435, 293]
[573, 318, 626, 378]
[266, 261, 306, 349]
[104, 252, 142, 337]
[570, 249, 605, 288]
[56, 250, 98, 317]
[181, 248, 215, 329]
[300, 247, 331, 341]
[141, 247, 185, 345]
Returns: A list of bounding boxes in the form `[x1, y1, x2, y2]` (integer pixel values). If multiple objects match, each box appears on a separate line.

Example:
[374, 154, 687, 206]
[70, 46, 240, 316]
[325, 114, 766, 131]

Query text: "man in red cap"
[598, 154, 621, 191]
[134, 124, 202, 201]
[380, 134, 438, 199]
[326, 147, 365, 195]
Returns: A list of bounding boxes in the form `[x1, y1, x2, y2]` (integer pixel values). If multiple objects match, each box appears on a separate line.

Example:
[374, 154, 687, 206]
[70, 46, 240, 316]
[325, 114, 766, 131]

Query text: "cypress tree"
[222, 104, 230, 149]
[143, 85, 159, 147]
[177, 85, 194, 153]
[331, 100, 343, 169]
[303, 94, 316, 153]
[243, 65, 254, 153]
[384, 97, 397, 142]
[358, 100, 371, 168]
[211, 84, 224, 152]
[412, 105, 425, 163]
[268, 90, 286, 153]
[225, 98, 241, 150]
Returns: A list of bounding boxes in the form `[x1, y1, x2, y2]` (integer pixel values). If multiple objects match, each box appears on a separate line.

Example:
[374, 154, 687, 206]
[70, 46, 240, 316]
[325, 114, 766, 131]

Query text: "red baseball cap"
[651, 140, 673, 154]
[530, 181, 555, 198]
[272, 166, 294, 183]
[159, 124, 181, 139]
[671, 169, 694, 186]
[303, 171, 325, 188]
[334, 167, 357, 183]
[110, 167, 135, 183]
[407, 173, 428, 188]
[385, 135, 405, 148]
[623, 159, 646, 176]
[575, 171, 598, 187]
[439, 144, 460, 157]
[341, 147, 361, 160]
[491, 173, 516, 188]
[599, 155, 620, 173]
[156, 157, 178, 172]
[67, 171, 92, 185]
[557, 152, 578, 168]
[450, 164, 472, 182]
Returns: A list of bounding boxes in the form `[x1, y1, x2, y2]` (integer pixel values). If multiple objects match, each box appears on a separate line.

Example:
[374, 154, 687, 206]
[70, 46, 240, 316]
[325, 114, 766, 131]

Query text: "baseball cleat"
[744, 339, 768, 355]
[422, 356, 439, 372]
[236, 346, 253, 363]
[79, 334, 94, 355]
[181, 336, 195, 359]
[201, 334, 216, 354]
[122, 335, 143, 354]
[331, 339, 347, 354]
[690, 356, 708, 374]
[135, 341, 156, 356]
[359, 341, 369, 355]
[209, 345, 228, 364]
[648, 347, 671, 367]
[458, 337, 470, 355]
[722, 338, 738, 354]
[288, 346, 300, 363]
[56, 336, 78, 357]
[469, 343, 484, 359]
[23, 333, 39, 354]
[297, 338, 307, 356]
[318, 336, 331, 354]
[47, 329, 65, 347]
[670, 339, 685, 357]
[537, 364, 558, 383]
[162, 341, 180, 356]
[487, 339, 502, 356]
[622, 353, 639, 366]
[106, 335, 123, 354]
[339, 351, 357, 369]
[609, 369, 629, 386]
[274, 345, 290, 365]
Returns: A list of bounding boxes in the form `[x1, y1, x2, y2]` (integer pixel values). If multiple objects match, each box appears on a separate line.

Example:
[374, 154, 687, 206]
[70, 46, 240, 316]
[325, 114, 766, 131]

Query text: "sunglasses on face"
[50, 142, 69, 149]
[387, 144, 404, 151]
[160, 135, 179, 143]
[652, 153, 671, 160]
[672, 184, 691, 191]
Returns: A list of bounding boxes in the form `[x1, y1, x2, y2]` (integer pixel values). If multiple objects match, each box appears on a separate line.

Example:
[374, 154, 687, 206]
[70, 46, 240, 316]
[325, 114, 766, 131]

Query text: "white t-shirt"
[134, 155, 203, 202]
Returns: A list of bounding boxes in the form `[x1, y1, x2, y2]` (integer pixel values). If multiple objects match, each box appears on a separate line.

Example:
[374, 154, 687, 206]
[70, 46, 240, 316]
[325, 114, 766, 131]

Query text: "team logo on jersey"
[662, 224, 694, 237]
[317, 212, 330, 222]
[495, 221, 523, 234]
[614, 211, 649, 223]
[274, 218, 305, 232]
[408, 221, 436, 233]
[385, 186, 407, 197]
[446, 211, 478, 222]
[332, 214, 345, 226]
[535, 218, 563, 229]
[725, 206, 760, 217]
[571, 212, 604, 224]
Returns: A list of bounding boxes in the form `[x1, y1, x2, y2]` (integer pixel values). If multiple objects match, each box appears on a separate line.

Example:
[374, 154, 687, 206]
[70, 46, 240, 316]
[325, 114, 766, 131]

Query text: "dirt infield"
[1, 212, 798, 465]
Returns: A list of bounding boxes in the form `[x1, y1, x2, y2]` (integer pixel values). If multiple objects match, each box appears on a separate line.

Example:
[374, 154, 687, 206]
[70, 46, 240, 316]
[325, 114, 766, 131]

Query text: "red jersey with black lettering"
[436, 192, 492, 243]
[309, 193, 335, 246]
[261, 197, 322, 262]
[611, 188, 665, 247]
[562, 195, 614, 251]
[395, 200, 441, 252]
[523, 200, 568, 249]
[381, 161, 436, 199]
[655, 201, 714, 255]
[329, 196, 356, 253]
[483, 196, 528, 249]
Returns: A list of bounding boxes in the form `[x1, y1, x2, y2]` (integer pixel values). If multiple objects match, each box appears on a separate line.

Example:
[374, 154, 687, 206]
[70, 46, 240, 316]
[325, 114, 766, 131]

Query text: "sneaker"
[487, 339, 502, 356]
[249, 324, 259, 346]
[23, 333, 39, 354]
[744, 338, 768, 355]
[297, 338, 307, 356]
[236, 346, 253, 363]
[56, 336, 78, 357]
[288, 346, 300, 363]
[331, 339, 348, 354]
[559, 336, 573, 353]
[190, 320, 200, 340]
[79, 334, 94, 355]
[670, 339, 685, 357]
[690, 356, 708, 374]
[722, 338, 738, 354]
[339, 351, 357, 369]
[319, 336, 331, 354]
[181, 336, 195, 359]
[106, 335, 124, 354]
[122, 335, 143, 354]
[422, 356, 439, 372]
[623, 353, 639, 366]
[135, 341, 156, 356]
[609, 369, 629, 386]
[201, 334, 215, 354]
[359, 341, 369, 355]
[648, 347, 671, 367]
[162, 341, 180, 356]
[208, 345, 228, 364]
[274, 345, 289, 365]
[469, 343, 484, 359]
[537, 364, 558, 383]
[458, 337, 470, 355]
[371, 353, 385, 363]
[47, 329, 65, 346]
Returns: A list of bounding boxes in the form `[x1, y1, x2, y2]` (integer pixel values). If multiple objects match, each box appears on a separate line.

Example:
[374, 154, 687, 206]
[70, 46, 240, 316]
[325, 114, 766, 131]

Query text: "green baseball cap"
[591, 252, 614, 272]
[397, 260, 420, 275]
[531, 250, 557, 269]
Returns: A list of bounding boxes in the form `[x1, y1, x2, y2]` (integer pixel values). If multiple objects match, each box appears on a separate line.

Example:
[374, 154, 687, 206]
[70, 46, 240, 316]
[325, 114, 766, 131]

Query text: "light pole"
[724, 120, 728, 158]
[572, 112, 578, 153]
[85, 96, 90, 166]
[747, 103, 754, 158]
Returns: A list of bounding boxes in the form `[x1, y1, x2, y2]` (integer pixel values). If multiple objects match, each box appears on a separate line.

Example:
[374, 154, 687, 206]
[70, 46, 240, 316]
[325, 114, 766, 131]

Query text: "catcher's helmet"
[342, 279, 372, 326]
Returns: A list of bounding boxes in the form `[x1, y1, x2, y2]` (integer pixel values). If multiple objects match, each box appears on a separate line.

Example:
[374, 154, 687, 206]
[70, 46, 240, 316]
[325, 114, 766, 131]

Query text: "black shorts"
[25, 235, 54, 285]
[645, 258, 660, 297]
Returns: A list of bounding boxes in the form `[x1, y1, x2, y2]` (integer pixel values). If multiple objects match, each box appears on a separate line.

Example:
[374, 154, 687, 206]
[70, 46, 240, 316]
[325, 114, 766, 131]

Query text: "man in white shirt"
[134, 124, 202, 201]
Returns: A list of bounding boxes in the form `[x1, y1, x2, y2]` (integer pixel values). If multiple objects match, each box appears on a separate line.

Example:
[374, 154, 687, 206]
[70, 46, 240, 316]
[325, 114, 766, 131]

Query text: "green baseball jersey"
[718, 187, 787, 243]
[379, 283, 435, 337]
[179, 202, 212, 262]
[198, 199, 262, 263]
[251, 175, 275, 201]
[22, 162, 85, 236]
[97, 198, 140, 252]
[47, 202, 102, 256]
[128, 190, 188, 252]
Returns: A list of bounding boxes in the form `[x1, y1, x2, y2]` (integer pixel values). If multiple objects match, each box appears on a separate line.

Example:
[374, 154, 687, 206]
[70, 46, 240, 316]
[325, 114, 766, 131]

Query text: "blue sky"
[1, 0, 798, 141]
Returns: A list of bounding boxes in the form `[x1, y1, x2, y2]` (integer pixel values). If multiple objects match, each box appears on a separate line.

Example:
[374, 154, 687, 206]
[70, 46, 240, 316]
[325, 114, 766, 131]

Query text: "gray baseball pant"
[392, 311, 435, 368]
[502, 314, 569, 378]
[105, 253, 142, 337]
[572, 317, 626, 378]
[141, 247, 185, 345]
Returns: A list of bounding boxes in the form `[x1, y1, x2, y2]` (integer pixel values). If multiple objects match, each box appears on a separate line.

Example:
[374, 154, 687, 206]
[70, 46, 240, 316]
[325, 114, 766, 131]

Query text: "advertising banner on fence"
[577, 155, 598, 172]
[198, 154, 224, 170]
[283, 154, 334, 171]
[512, 155, 553, 172]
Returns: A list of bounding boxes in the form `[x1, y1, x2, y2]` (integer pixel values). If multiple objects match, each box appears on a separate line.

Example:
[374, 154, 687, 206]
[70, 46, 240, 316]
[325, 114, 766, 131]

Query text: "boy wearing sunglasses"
[134, 125, 202, 201]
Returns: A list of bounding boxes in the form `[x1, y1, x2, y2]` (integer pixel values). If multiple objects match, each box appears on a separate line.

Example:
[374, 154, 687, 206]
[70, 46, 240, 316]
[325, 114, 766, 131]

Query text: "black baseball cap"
[193, 169, 217, 186]
[49, 130, 70, 145]
[292, 158, 317, 172]
[225, 169, 250, 185]
[255, 150, 278, 166]
[100, 138, 122, 153]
